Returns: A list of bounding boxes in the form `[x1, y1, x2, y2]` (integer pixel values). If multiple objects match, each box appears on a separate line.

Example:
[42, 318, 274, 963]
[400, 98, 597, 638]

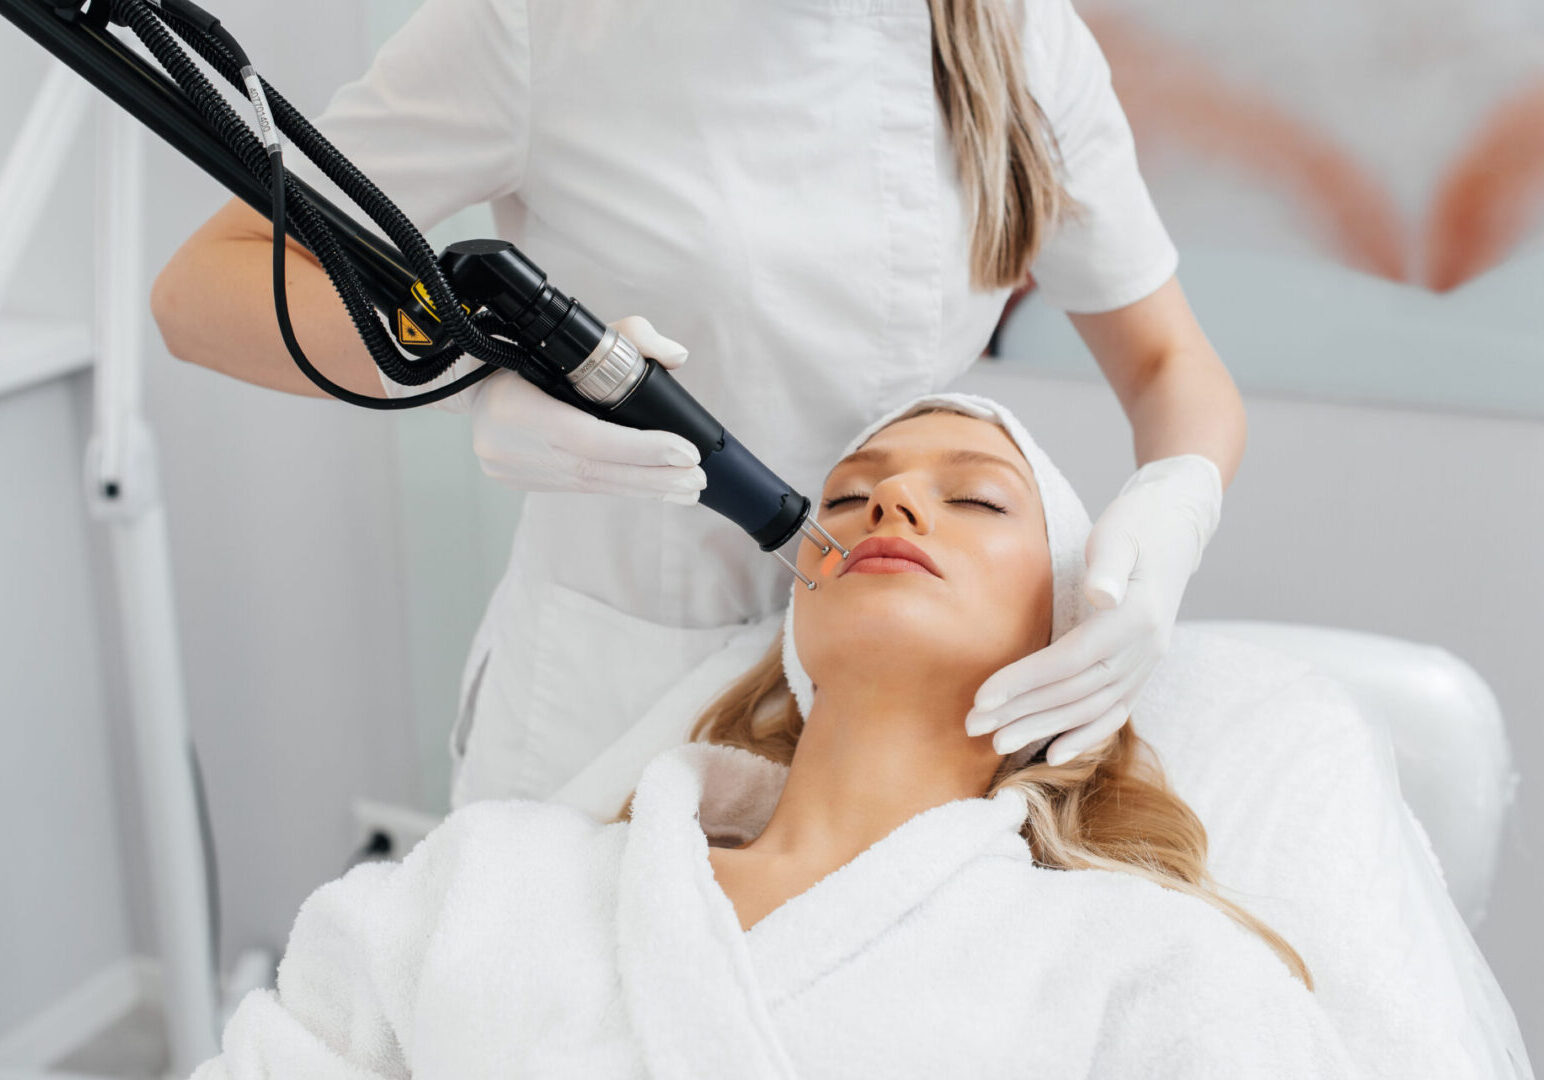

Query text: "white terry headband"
[780, 391, 1095, 769]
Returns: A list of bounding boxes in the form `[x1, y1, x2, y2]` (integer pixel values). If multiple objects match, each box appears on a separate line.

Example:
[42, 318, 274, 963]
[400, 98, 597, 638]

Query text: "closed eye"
[953, 496, 1008, 513]
[822, 492, 1008, 513]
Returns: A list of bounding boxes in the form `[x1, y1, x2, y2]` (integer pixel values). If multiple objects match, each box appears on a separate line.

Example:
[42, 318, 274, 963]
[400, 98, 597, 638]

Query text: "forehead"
[827, 412, 1036, 492]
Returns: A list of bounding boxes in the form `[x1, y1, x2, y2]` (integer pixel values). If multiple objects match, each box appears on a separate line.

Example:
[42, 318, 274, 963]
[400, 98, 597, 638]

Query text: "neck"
[740, 680, 1003, 865]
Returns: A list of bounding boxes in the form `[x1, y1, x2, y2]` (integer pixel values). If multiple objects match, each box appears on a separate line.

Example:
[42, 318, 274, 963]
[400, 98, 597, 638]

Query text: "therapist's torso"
[298, 0, 1179, 806]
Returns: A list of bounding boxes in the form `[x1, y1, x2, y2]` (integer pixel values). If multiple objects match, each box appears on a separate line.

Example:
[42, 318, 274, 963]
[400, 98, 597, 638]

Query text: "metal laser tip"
[801, 515, 849, 559]
[772, 547, 818, 590]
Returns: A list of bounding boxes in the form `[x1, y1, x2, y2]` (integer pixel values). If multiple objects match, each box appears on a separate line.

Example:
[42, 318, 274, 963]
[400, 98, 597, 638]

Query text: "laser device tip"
[799, 515, 849, 559]
[772, 546, 818, 590]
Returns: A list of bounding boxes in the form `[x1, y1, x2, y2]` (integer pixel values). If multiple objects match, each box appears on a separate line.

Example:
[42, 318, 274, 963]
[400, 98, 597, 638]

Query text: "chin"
[818, 594, 947, 647]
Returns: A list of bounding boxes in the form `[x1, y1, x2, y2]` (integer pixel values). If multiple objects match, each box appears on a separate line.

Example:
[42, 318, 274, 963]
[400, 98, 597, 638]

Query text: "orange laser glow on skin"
[820, 547, 843, 578]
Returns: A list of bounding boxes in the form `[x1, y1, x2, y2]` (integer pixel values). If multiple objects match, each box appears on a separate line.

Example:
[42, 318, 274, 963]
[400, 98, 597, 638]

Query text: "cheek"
[977, 542, 1053, 646]
[789, 587, 832, 683]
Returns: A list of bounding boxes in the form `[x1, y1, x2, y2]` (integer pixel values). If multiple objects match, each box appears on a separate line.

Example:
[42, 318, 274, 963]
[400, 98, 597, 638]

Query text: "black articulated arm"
[1, 0, 851, 572]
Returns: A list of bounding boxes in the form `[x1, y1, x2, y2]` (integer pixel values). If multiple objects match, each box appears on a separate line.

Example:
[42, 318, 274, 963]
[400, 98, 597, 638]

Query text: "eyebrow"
[830, 447, 1034, 491]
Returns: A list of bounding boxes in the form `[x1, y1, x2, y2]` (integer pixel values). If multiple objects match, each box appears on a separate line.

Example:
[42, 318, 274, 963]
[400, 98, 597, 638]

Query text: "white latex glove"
[964, 454, 1224, 766]
[385, 315, 707, 505]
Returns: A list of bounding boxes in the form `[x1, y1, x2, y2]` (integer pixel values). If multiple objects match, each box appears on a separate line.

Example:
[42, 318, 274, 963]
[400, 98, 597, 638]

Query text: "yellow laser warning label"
[397, 310, 431, 346]
[410, 280, 440, 319]
[410, 280, 472, 321]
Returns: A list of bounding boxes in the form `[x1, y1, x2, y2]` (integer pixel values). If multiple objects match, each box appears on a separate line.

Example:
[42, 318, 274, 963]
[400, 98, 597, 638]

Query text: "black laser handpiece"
[0, 0, 850, 587]
[436, 239, 848, 587]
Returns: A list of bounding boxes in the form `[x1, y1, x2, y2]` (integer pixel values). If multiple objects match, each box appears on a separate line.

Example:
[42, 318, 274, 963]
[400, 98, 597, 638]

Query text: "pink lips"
[839, 536, 942, 578]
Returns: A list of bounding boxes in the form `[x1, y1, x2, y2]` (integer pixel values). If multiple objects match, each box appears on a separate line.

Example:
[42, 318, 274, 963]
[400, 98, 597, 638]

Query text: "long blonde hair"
[613, 633, 1314, 990]
[930, 0, 1082, 289]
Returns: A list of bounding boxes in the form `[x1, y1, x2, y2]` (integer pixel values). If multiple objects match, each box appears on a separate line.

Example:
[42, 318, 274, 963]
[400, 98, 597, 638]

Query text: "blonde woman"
[153, 0, 1242, 812]
[191, 395, 1356, 1079]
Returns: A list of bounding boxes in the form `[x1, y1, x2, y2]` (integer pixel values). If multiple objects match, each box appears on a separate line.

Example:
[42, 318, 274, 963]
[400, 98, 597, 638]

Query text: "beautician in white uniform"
[154, 0, 1245, 810]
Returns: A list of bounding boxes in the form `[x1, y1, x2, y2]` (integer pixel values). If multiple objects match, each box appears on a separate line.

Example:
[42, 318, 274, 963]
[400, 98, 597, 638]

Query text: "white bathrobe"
[194, 741, 1364, 1079]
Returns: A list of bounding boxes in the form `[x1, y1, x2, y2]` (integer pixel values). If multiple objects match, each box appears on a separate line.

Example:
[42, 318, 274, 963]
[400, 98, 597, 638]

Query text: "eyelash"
[821, 492, 1008, 514]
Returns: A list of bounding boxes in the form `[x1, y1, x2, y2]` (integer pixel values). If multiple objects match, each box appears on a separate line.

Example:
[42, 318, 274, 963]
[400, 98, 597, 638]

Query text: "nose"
[866, 474, 932, 532]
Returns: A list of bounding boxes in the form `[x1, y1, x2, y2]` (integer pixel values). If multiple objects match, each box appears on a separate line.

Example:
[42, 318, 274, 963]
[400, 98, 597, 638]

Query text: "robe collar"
[615, 740, 1031, 1079]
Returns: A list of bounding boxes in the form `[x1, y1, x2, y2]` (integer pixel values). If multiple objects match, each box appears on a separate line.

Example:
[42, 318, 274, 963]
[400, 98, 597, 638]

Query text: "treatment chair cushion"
[1132, 626, 1517, 1078]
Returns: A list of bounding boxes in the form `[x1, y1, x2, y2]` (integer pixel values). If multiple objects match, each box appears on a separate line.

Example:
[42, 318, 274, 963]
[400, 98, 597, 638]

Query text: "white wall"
[1, 1, 426, 1047]
[0, 374, 133, 1040]
[0, 29, 132, 1044]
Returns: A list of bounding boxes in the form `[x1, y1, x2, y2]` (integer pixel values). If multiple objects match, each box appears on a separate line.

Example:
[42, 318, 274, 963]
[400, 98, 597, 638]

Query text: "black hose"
[151, 5, 534, 376]
[111, 0, 538, 407]
[112, 0, 445, 385]
[267, 143, 520, 407]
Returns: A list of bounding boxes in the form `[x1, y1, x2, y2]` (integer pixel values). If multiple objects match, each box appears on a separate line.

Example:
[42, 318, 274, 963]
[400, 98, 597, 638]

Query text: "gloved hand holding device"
[414, 315, 707, 505]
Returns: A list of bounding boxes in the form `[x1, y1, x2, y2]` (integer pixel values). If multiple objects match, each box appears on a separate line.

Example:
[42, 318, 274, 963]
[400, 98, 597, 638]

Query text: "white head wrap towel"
[780, 392, 1097, 769]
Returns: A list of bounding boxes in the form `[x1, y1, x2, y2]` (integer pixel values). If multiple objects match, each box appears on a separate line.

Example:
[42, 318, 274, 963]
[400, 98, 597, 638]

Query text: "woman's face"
[791, 411, 1053, 710]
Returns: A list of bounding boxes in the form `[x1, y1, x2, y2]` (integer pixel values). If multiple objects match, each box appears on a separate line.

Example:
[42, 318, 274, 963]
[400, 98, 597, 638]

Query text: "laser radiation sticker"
[396, 310, 431, 346]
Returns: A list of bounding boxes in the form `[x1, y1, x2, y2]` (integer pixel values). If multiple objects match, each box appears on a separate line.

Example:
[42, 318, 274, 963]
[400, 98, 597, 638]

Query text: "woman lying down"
[194, 392, 1366, 1079]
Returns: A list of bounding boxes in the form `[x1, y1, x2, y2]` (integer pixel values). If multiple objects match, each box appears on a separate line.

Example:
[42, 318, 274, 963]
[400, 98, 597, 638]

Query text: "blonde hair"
[613, 634, 1314, 991]
[929, 0, 1082, 289]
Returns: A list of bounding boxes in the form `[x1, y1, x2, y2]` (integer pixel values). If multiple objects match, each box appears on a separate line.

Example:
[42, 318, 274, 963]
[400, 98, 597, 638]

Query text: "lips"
[839, 536, 942, 578]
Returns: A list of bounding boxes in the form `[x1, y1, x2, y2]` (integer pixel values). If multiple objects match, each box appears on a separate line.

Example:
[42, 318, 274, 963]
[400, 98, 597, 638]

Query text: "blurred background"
[1, 0, 1539, 1073]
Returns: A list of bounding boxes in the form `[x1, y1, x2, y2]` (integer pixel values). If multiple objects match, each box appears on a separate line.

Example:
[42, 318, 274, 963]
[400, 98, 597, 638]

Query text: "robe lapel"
[740, 770, 1031, 1006]
[615, 742, 798, 1079]
[614, 742, 1031, 1077]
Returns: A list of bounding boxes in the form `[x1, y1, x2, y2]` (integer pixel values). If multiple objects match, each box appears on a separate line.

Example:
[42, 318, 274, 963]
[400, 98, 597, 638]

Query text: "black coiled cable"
[112, 0, 553, 408]
[144, 0, 539, 375]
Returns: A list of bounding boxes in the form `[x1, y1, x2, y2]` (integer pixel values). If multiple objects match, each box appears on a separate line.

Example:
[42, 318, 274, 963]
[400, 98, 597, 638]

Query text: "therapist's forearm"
[1124, 346, 1246, 490]
[151, 200, 383, 399]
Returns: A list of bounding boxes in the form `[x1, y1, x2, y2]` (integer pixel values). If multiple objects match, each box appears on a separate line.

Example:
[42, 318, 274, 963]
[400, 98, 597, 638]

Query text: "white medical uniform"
[292, 0, 1179, 808]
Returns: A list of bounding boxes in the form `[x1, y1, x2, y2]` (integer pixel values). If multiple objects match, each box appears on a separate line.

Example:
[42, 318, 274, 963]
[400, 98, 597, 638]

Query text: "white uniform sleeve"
[187, 809, 488, 1079]
[1023, 0, 1179, 313]
[287, 0, 530, 232]
[280, 0, 531, 407]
